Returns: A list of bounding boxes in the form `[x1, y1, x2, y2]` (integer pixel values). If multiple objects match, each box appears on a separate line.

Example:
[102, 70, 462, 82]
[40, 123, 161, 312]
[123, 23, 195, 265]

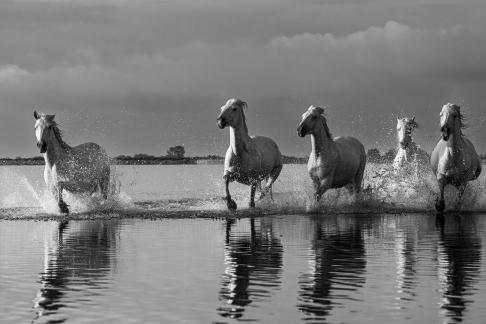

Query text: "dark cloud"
[0, 1, 486, 157]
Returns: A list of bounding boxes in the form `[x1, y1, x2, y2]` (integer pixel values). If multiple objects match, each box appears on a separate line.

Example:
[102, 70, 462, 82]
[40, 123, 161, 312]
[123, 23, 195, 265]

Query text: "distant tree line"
[1, 146, 483, 166]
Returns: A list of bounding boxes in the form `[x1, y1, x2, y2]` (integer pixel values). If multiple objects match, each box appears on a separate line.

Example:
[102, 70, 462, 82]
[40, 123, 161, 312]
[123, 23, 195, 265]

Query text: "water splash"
[0, 163, 485, 218]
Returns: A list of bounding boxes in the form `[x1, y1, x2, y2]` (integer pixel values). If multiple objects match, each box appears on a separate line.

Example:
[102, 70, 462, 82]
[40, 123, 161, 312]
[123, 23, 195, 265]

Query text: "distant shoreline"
[0, 155, 309, 166]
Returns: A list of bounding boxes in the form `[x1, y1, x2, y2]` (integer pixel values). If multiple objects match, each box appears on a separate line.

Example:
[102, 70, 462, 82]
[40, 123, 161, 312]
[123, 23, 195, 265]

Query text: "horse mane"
[449, 103, 467, 135]
[50, 121, 71, 149]
[240, 109, 249, 134]
[320, 115, 333, 139]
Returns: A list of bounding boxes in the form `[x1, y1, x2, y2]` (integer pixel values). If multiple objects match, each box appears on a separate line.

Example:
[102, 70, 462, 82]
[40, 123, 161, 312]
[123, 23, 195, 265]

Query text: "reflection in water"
[436, 215, 482, 323]
[394, 227, 418, 303]
[33, 220, 120, 324]
[298, 216, 366, 323]
[217, 217, 283, 320]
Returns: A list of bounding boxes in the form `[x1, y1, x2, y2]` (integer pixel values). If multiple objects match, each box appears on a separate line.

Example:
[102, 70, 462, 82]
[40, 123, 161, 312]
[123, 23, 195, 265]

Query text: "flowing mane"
[50, 121, 71, 150]
[450, 104, 467, 134]
[320, 115, 333, 140]
[240, 109, 249, 134]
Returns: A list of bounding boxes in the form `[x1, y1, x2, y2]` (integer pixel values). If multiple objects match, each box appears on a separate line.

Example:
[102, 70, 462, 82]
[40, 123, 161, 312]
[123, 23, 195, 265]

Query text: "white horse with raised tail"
[34, 111, 111, 214]
[217, 98, 283, 210]
[430, 103, 482, 212]
[297, 105, 366, 211]
[393, 117, 429, 169]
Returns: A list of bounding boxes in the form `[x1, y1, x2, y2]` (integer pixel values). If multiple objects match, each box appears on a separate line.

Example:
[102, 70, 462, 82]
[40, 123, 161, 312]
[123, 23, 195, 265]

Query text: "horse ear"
[45, 114, 55, 122]
[316, 106, 325, 115]
[34, 110, 40, 120]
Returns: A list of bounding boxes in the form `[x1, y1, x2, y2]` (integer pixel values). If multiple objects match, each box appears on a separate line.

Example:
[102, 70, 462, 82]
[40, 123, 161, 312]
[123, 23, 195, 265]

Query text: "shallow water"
[1, 164, 486, 323]
[1, 163, 485, 218]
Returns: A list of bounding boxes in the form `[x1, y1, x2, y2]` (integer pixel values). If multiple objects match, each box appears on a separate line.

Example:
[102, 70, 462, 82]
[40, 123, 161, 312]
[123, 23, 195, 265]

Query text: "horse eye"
[232, 108, 237, 111]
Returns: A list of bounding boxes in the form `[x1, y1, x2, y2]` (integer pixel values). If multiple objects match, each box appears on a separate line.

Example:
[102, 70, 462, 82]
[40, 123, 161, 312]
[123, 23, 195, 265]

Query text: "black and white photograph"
[1, 0, 486, 323]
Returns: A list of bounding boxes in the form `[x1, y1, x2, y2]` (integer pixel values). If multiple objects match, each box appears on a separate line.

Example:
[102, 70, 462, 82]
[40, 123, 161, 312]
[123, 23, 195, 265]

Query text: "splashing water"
[0, 163, 485, 219]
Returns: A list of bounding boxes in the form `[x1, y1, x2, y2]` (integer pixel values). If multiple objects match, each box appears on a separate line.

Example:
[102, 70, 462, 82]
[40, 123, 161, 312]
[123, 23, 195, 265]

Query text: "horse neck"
[229, 119, 251, 156]
[446, 122, 464, 151]
[44, 130, 71, 167]
[310, 125, 335, 157]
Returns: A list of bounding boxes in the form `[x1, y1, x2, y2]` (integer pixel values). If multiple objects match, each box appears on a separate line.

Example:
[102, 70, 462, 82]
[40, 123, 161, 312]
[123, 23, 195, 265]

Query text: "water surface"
[1, 164, 486, 323]
[2, 214, 486, 323]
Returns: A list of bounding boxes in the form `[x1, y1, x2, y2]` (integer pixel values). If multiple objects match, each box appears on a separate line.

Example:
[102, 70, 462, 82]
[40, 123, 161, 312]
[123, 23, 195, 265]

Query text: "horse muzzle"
[441, 126, 450, 141]
[217, 118, 226, 129]
[37, 142, 47, 153]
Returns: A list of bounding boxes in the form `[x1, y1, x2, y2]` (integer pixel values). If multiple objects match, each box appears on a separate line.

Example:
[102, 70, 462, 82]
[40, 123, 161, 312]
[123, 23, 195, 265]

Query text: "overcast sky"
[1, 0, 486, 157]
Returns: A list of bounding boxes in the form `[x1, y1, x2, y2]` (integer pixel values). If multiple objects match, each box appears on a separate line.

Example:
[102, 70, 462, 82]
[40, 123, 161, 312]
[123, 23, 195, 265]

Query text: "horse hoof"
[435, 199, 445, 212]
[227, 199, 237, 211]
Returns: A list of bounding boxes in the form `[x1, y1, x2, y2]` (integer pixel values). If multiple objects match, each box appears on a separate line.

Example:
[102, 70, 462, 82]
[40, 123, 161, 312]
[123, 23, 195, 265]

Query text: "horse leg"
[57, 184, 69, 214]
[223, 174, 237, 210]
[249, 184, 257, 208]
[260, 164, 282, 200]
[454, 183, 467, 211]
[435, 178, 446, 213]
[307, 178, 327, 213]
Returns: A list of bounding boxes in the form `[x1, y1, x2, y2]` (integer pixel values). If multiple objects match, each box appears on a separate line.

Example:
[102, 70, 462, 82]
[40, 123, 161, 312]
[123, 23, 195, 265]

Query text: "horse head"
[440, 103, 463, 141]
[396, 116, 418, 149]
[34, 110, 56, 153]
[297, 105, 327, 137]
[217, 98, 247, 129]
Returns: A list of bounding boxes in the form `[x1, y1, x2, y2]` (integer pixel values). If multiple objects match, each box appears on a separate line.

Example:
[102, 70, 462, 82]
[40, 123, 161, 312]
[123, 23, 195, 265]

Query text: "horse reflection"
[217, 217, 283, 320]
[298, 216, 366, 322]
[436, 214, 481, 322]
[33, 220, 120, 323]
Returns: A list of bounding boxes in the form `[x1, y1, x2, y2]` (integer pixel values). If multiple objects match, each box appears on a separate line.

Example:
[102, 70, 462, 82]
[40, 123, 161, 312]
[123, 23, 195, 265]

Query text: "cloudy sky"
[1, 0, 486, 157]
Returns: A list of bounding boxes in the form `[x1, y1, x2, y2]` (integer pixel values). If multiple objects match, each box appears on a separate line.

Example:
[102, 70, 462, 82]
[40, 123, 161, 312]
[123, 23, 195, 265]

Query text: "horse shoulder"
[461, 137, 481, 177]
[334, 137, 364, 163]
[251, 136, 282, 165]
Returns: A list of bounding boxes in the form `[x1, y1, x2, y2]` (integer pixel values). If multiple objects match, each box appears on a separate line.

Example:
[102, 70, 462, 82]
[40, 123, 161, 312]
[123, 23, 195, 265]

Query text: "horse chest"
[438, 147, 468, 177]
[308, 155, 334, 180]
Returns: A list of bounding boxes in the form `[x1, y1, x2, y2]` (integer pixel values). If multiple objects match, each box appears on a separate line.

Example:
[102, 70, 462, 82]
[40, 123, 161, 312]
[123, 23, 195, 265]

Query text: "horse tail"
[355, 144, 367, 192]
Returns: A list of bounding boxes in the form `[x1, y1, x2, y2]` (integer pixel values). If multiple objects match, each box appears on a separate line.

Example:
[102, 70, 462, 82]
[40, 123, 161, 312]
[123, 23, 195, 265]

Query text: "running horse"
[393, 117, 420, 169]
[297, 105, 366, 210]
[34, 111, 111, 214]
[430, 103, 482, 212]
[217, 98, 283, 210]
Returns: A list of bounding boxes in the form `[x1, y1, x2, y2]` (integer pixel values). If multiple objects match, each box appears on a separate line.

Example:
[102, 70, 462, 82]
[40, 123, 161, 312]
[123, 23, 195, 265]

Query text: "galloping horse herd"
[34, 100, 482, 215]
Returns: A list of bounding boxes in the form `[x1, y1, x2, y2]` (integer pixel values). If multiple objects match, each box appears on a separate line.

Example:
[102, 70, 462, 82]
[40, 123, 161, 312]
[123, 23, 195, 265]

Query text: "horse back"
[333, 136, 366, 183]
[334, 136, 365, 165]
[251, 136, 282, 170]
[71, 142, 110, 165]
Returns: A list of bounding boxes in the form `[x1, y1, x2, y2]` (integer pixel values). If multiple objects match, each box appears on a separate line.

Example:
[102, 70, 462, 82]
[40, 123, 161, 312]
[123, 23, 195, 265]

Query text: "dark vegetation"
[1, 145, 483, 166]
[0, 145, 308, 165]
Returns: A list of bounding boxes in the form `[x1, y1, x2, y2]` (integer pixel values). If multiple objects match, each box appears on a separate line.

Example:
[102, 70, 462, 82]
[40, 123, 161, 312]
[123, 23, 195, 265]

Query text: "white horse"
[393, 117, 429, 169]
[34, 111, 111, 214]
[217, 98, 283, 210]
[297, 105, 366, 209]
[430, 103, 482, 212]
